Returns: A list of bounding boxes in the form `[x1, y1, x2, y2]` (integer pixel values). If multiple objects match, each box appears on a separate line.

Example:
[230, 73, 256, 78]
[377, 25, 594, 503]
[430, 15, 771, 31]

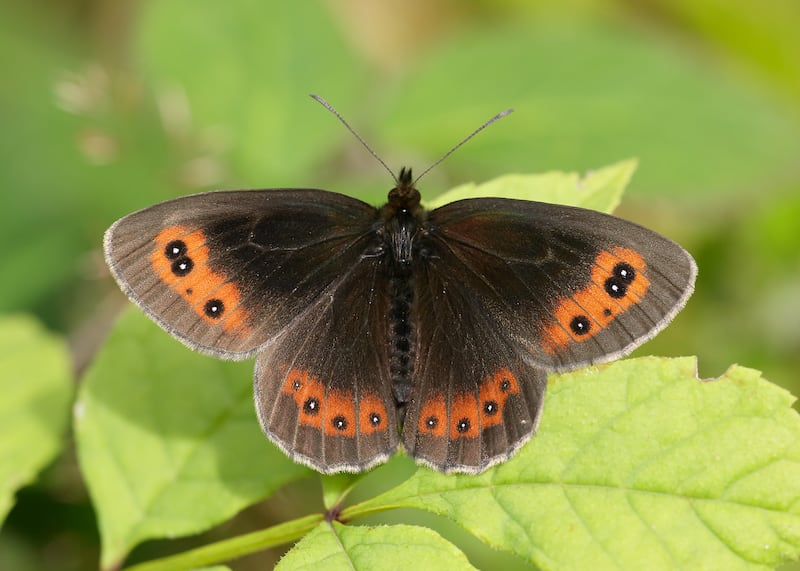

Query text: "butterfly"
[103, 101, 696, 474]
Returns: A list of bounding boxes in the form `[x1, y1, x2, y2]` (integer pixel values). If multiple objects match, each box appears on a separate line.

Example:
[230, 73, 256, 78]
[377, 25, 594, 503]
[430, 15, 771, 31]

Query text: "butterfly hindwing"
[254, 250, 399, 473]
[424, 198, 697, 372]
[104, 189, 379, 359]
[402, 249, 547, 473]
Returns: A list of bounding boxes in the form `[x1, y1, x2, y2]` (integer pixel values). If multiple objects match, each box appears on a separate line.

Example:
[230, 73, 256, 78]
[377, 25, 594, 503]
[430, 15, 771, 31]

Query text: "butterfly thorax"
[379, 167, 427, 270]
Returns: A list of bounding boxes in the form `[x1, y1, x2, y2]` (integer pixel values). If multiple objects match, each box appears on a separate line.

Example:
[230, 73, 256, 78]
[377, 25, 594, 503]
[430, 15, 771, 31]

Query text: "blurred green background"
[2, 0, 799, 569]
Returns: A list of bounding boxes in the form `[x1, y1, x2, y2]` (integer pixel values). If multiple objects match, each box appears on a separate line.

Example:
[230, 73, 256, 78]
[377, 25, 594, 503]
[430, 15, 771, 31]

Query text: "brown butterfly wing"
[401, 197, 695, 472]
[424, 198, 697, 372]
[253, 250, 399, 473]
[401, 240, 547, 473]
[104, 189, 379, 359]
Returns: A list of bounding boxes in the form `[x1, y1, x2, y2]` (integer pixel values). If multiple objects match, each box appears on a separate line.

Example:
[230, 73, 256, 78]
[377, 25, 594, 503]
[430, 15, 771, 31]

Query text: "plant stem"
[123, 513, 324, 571]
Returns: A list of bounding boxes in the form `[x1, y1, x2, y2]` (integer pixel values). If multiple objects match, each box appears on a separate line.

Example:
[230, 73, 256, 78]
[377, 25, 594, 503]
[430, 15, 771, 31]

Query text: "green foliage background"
[2, 0, 799, 569]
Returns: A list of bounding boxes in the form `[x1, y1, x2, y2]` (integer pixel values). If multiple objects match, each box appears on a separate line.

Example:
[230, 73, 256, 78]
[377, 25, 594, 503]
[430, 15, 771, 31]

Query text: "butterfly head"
[387, 167, 421, 212]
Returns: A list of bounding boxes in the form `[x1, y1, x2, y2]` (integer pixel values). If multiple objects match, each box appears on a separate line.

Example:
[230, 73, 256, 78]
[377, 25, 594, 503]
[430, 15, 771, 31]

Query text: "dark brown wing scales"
[104, 189, 379, 359]
[397, 195, 695, 472]
[426, 198, 696, 372]
[254, 250, 399, 473]
[402, 248, 547, 473]
[106, 187, 399, 473]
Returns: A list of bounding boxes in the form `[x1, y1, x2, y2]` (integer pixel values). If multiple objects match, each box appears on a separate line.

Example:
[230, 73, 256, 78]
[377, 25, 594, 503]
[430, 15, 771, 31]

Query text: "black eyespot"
[483, 400, 499, 416]
[185, 288, 193, 296]
[164, 240, 187, 259]
[291, 380, 302, 391]
[171, 257, 193, 276]
[303, 398, 320, 415]
[369, 413, 381, 427]
[426, 416, 438, 429]
[614, 262, 635, 283]
[332, 415, 348, 431]
[570, 315, 591, 335]
[604, 277, 628, 299]
[204, 299, 224, 318]
[500, 379, 511, 392]
[456, 418, 471, 433]
[603, 308, 612, 317]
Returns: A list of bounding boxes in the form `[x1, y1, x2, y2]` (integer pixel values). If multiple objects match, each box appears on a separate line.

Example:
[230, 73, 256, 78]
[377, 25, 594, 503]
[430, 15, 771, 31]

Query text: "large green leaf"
[276, 522, 477, 571]
[427, 158, 635, 211]
[75, 308, 309, 570]
[346, 357, 800, 570]
[0, 315, 73, 524]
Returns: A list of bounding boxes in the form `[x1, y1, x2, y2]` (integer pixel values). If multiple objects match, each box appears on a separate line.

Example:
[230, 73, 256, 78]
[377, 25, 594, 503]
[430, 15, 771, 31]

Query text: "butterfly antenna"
[310, 94, 398, 184]
[413, 108, 513, 185]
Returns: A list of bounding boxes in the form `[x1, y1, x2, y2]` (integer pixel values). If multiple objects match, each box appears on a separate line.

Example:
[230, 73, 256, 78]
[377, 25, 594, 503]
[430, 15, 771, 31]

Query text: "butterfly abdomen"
[388, 273, 415, 407]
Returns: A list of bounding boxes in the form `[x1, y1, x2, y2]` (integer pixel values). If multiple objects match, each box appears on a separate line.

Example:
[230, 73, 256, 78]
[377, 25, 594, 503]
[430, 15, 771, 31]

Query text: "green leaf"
[426, 158, 635, 211]
[276, 522, 478, 571]
[320, 473, 362, 511]
[346, 357, 800, 571]
[0, 315, 73, 524]
[75, 308, 309, 570]
[134, 0, 368, 184]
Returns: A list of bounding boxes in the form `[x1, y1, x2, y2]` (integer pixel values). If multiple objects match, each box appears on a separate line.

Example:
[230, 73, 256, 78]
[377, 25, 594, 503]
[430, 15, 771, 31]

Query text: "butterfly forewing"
[426, 198, 697, 372]
[104, 189, 379, 359]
